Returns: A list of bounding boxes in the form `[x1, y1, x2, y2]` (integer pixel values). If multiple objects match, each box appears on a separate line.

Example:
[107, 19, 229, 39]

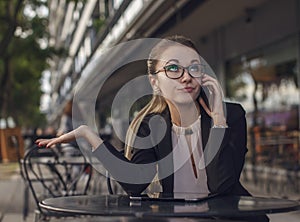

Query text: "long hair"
[124, 35, 201, 159]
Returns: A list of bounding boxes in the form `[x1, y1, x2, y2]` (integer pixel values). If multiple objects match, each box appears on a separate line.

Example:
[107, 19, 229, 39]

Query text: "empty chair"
[21, 145, 92, 221]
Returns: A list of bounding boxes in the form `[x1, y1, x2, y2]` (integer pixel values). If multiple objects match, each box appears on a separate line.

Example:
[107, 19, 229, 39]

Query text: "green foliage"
[0, 0, 55, 128]
[93, 18, 105, 32]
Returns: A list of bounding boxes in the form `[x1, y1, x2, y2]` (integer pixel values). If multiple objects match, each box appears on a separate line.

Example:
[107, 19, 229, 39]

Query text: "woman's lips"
[179, 87, 195, 93]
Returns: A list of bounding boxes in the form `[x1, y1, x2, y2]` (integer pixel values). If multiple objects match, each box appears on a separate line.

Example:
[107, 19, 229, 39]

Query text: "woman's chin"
[170, 97, 197, 106]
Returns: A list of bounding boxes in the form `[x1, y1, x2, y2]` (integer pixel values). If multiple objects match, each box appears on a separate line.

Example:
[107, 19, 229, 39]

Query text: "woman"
[37, 35, 256, 197]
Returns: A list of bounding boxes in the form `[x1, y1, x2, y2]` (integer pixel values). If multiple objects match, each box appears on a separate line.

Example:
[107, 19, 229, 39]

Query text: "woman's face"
[151, 45, 202, 106]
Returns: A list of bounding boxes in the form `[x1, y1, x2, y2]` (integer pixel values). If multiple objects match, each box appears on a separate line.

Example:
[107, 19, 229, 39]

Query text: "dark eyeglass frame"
[153, 63, 205, 79]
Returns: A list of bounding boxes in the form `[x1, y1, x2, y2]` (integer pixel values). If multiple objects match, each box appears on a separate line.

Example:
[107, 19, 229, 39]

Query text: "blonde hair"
[124, 95, 167, 159]
[124, 35, 200, 159]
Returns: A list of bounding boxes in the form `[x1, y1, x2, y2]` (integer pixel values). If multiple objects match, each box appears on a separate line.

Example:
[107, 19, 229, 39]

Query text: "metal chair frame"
[22, 145, 92, 221]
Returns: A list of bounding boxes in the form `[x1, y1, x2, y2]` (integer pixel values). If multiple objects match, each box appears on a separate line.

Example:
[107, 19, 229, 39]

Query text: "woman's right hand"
[36, 125, 103, 150]
[36, 129, 78, 148]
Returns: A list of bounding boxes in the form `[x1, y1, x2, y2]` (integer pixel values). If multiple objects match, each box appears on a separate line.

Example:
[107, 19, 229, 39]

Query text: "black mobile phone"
[199, 86, 212, 112]
[129, 192, 219, 202]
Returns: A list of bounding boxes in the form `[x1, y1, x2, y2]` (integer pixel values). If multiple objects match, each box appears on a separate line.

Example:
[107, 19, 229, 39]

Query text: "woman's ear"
[149, 75, 158, 89]
[149, 75, 161, 95]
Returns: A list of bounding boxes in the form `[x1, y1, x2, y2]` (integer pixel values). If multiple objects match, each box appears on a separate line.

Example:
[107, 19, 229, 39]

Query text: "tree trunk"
[0, 0, 22, 120]
[0, 55, 12, 119]
[0, 0, 23, 58]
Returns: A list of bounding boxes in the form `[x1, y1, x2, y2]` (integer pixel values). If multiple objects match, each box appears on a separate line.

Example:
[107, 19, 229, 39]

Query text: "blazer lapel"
[200, 105, 211, 150]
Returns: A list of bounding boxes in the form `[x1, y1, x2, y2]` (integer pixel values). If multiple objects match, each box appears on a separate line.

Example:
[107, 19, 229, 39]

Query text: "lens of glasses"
[164, 64, 204, 79]
[165, 64, 181, 78]
[189, 64, 204, 77]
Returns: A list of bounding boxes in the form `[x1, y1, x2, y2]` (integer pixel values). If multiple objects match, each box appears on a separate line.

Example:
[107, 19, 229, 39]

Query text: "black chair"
[21, 145, 92, 222]
[106, 150, 126, 195]
[106, 171, 114, 194]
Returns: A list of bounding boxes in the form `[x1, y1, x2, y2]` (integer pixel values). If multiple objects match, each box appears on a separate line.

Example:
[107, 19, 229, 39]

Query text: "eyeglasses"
[153, 64, 205, 79]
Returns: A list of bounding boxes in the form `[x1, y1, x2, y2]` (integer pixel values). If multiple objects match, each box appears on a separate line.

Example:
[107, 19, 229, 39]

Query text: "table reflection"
[39, 194, 300, 219]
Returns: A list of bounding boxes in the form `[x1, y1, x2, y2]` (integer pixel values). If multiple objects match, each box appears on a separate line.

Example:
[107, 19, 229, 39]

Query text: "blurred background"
[0, 0, 300, 221]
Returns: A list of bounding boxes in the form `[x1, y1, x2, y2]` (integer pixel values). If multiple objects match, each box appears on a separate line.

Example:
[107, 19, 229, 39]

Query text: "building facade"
[46, 0, 300, 174]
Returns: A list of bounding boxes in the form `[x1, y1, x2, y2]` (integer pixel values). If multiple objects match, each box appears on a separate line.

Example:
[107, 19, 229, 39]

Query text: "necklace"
[172, 116, 201, 135]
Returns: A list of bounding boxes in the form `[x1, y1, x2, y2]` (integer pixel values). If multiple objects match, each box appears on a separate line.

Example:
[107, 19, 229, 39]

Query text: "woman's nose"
[180, 69, 192, 82]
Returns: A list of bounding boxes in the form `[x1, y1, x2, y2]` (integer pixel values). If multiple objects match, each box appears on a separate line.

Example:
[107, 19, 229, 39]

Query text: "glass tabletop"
[39, 194, 300, 218]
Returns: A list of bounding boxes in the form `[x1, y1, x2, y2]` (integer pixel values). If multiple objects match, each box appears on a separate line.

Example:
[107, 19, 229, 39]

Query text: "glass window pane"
[225, 36, 299, 168]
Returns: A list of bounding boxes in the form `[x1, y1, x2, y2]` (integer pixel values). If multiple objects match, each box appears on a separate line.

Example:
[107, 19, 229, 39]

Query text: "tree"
[0, 0, 54, 127]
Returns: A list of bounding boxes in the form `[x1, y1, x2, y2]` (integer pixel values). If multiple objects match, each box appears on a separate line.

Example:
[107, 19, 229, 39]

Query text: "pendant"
[185, 128, 193, 135]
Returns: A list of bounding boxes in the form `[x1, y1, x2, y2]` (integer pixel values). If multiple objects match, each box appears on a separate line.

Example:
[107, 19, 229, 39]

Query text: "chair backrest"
[22, 145, 92, 217]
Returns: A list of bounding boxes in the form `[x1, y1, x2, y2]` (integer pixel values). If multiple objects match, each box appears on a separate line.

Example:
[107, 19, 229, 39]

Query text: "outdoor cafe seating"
[19, 143, 300, 222]
[20, 145, 92, 222]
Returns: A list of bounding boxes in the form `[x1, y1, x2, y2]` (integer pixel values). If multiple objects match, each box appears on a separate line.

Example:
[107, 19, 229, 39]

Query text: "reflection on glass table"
[39, 193, 300, 219]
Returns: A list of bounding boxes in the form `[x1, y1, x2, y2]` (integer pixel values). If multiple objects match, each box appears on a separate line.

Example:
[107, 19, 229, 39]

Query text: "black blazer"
[94, 102, 250, 196]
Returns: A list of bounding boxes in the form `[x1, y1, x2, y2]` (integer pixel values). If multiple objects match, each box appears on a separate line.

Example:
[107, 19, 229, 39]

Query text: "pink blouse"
[172, 116, 209, 194]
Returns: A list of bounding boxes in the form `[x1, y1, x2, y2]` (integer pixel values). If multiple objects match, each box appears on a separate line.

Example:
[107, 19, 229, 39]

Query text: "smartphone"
[199, 86, 212, 112]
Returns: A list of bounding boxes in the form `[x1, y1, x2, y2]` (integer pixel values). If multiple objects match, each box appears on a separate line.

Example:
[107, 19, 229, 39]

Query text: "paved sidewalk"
[0, 163, 299, 222]
[0, 163, 35, 222]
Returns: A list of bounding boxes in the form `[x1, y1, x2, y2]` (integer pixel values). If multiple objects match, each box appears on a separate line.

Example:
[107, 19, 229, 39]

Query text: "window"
[226, 36, 299, 167]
